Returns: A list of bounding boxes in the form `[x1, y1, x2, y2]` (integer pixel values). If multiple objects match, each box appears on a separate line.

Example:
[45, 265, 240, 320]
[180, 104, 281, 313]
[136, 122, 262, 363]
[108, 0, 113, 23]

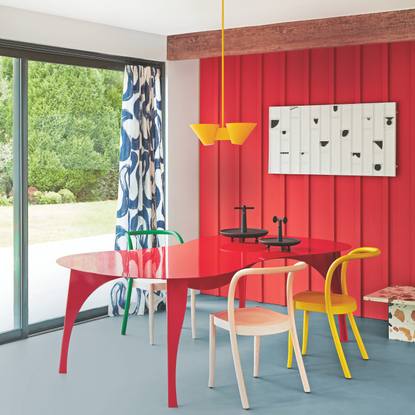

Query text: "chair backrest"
[227, 262, 307, 328]
[324, 247, 381, 306]
[125, 230, 184, 250]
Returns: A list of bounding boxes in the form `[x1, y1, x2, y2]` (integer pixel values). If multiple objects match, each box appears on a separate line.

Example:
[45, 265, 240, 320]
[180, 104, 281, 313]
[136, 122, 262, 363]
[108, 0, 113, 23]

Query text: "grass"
[0, 200, 118, 248]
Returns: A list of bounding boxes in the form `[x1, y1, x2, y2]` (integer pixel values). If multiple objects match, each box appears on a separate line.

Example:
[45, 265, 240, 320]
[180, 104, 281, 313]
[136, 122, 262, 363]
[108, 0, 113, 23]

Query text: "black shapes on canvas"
[342, 130, 349, 137]
[352, 153, 361, 158]
[366, 117, 371, 121]
[320, 141, 329, 147]
[313, 118, 319, 124]
[374, 141, 383, 150]
[290, 107, 298, 110]
[374, 164, 382, 171]
[386, 117, 394, 126]
[333, 106, 338, 112]
[301, 152, 305, 155]
[282, 130, 287, 135]
[271, 120, 279, 128]
[280, 152, 289, 155]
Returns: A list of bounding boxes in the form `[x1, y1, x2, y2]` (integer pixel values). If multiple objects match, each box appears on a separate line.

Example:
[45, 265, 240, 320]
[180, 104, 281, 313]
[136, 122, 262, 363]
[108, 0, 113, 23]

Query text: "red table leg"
[166, 279, 189, 408]
[237, 276, 246, 308]
[59, 270, 120, 373]
[296, 252, 348, 342]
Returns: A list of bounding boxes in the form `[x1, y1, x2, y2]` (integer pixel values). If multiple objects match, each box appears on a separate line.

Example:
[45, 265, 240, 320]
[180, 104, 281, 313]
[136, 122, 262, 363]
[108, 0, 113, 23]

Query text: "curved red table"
[57, 235, 351, 407]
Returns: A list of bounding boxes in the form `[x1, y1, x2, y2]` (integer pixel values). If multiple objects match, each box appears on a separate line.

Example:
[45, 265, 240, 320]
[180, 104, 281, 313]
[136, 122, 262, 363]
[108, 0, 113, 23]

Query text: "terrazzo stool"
[364, 286, 415, 342]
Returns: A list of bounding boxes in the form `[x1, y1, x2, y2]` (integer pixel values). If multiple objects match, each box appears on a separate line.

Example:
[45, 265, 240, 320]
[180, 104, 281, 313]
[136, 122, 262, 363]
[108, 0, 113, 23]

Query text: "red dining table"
[56, 234, 351, 408]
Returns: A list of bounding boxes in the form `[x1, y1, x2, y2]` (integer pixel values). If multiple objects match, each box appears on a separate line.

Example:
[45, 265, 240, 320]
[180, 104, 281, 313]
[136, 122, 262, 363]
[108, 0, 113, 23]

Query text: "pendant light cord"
[221, 0, 225, 129]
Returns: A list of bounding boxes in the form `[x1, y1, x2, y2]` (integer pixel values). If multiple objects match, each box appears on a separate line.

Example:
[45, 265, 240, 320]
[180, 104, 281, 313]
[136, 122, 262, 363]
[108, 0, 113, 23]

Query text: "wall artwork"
[269, 103, 396, 177]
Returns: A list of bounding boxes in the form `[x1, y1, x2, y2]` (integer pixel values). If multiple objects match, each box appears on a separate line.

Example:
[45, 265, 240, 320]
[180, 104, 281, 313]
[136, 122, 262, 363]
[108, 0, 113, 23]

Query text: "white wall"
[165, 59, 200, 243]
[0, 5, 166, 61]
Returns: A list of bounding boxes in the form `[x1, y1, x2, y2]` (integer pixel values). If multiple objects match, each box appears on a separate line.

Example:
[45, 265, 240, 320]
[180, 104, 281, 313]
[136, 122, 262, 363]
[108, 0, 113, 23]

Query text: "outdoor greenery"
[0, 200, 118, 248]
[0, 56, 123, 202]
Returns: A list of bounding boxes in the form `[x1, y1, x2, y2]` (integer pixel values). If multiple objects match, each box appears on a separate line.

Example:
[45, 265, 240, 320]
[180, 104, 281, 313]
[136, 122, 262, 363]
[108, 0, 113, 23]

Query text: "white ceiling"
[0, 0, 414, 36]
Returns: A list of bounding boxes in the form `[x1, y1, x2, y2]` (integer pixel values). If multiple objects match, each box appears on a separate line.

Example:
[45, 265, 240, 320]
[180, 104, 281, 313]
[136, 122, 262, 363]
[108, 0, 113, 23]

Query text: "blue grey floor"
[0, 294, 413, 415]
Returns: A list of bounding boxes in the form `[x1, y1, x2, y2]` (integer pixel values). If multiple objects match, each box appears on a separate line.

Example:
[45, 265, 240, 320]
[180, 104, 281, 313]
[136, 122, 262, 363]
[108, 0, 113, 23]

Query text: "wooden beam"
[167, 9, 415, 60]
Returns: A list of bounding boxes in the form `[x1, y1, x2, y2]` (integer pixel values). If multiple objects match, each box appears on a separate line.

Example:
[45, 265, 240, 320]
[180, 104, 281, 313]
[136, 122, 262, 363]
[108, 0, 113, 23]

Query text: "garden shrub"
[58, 189, 75, 203]
[94, 169, 119, 201]
[0, 195, 12, 206]
[32, 191, 43, 205]
[28, 186, 38, 203]
[39, 191, 62, 205]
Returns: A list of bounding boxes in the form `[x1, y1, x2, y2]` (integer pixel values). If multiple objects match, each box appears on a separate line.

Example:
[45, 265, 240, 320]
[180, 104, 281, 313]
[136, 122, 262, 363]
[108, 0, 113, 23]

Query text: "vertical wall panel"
[389, 42, 412, 287]
[309, 48, 334, 293]
[199, 58, 220, 295]
[360, 44, 387, 318]
[262, 52, 287, 305]
[199, 41, 415, 321]
[218, 56, 242, 297]
[239, 54, 263, 302]
[285, 50, 310, 294]
[412, 43, 415, 286]
[334, 46, 364, 315]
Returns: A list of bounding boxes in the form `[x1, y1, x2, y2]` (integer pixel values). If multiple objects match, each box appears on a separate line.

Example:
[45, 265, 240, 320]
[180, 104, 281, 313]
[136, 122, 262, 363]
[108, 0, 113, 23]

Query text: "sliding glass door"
[0, 55, 15, 335]
[26, 60, 123, 325]
[0, 41, 163, 344]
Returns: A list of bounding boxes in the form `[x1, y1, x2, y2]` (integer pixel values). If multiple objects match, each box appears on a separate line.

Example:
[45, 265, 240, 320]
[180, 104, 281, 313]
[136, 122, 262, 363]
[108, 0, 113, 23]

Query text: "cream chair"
[209, 262, 310, 409]
[121, 230, 196, 344]
[287, 247, 381, 378]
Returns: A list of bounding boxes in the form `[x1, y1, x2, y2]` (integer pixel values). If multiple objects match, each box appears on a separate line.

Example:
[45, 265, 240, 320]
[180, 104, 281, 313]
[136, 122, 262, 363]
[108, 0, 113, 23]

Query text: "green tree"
[0, 57, 124, 199]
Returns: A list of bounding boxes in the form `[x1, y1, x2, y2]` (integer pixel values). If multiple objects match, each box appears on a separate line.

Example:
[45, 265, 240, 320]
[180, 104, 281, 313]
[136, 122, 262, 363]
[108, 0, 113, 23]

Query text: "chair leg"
[229, 329, 249, 409]
[121, 278, 134, 335]
[302, 310, 309, 355]
[327, 312, 351, 378]
[190, 289, 196, 339]
[348, 313, 368, 360]
[287, 304, 295, 368]
[287, 331, 293, 368]
[208, 314, 216, 388]
[254, 336, 260, 377]
[289, 314, 310, 393]
[148, 284, 154, 345]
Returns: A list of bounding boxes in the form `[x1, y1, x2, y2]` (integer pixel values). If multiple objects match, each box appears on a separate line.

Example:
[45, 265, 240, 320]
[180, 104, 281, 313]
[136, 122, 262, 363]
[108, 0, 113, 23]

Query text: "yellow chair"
[287, 247, 381, 378]
[209, 262, 310, 409]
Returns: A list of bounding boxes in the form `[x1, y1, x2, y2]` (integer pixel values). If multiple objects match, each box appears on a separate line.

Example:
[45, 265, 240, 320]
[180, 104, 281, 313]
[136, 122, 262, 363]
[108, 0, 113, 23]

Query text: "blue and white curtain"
[109, 65, 165, 317]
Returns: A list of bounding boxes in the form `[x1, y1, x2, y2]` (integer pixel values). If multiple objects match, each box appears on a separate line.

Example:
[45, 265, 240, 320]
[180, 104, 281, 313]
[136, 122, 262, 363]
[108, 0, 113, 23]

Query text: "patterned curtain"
[108, 65, 164, 316]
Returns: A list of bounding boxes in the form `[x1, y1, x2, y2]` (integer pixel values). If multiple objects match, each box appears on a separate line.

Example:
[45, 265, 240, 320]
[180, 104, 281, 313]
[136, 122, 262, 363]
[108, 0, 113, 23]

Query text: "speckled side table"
[364, 286, 415, 342]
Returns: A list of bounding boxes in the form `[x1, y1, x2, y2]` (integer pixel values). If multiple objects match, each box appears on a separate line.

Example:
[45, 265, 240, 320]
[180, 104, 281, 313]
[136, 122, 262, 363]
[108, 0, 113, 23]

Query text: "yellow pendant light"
[190, 0, 256, 146]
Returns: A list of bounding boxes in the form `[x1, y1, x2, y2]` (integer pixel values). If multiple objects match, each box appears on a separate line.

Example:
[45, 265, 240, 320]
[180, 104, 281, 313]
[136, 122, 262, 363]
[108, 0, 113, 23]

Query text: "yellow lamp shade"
[215, 127, 230, 141]
[226, 123, 257, 145]
[190, 124, 219, 146]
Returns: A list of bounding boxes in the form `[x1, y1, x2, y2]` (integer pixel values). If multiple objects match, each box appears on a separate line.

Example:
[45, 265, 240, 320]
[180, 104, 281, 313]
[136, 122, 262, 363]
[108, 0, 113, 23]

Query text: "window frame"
[0, 38, 165, 344]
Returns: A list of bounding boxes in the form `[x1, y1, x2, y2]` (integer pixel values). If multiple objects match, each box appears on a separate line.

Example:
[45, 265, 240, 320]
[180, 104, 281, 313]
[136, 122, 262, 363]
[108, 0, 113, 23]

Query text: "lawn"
[0, 200, 118, 248]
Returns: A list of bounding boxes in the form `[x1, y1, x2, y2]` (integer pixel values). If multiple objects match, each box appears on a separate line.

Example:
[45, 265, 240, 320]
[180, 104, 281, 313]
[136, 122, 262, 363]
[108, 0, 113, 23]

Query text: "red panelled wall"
[199, 42, 415, 320]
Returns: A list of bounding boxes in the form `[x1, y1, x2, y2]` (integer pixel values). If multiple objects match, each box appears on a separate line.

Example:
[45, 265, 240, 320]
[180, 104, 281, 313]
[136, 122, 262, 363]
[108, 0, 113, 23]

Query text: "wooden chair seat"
[214, 307, 292, 335]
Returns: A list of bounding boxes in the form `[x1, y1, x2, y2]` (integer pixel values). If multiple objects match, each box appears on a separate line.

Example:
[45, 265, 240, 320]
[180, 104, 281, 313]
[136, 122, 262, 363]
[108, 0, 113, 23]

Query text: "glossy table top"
[57, 234, 351, 281]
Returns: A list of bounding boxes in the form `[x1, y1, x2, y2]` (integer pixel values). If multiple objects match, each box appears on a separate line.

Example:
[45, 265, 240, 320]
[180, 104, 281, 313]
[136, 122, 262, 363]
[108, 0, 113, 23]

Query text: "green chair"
[121, 229, 196, 344]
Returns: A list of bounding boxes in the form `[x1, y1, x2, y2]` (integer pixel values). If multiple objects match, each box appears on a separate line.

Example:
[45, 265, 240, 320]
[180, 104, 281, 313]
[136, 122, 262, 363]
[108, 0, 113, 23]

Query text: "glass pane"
[0, 55, 15, 333]
[27, 61, 123, 325]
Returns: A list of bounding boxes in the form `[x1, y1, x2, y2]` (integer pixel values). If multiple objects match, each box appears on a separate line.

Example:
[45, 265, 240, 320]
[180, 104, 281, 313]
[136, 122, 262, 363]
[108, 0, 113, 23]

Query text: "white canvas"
[268, 103, 396, 177]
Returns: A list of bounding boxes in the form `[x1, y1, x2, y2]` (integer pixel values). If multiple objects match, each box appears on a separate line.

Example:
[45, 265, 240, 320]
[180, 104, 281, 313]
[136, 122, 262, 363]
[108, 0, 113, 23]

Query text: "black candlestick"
[235, 205, 254, 233]
[273, 216, 287, 242]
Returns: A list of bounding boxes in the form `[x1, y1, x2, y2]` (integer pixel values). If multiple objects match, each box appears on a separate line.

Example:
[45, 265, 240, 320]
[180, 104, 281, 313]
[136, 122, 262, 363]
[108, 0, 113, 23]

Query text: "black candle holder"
[259, 216, 301, 251]
[220, 205, 268, 243]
